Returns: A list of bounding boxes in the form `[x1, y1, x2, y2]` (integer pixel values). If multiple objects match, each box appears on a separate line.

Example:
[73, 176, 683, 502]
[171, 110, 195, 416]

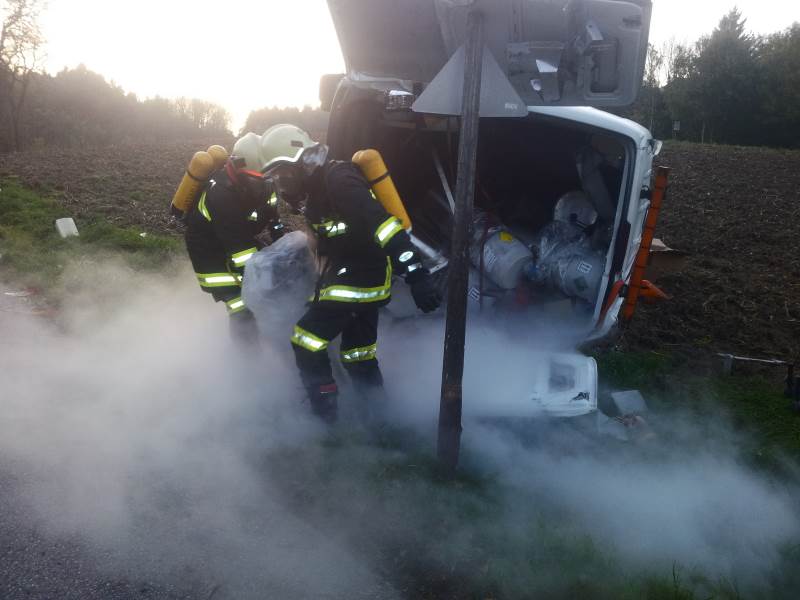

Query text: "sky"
[37, 0, 800, 130]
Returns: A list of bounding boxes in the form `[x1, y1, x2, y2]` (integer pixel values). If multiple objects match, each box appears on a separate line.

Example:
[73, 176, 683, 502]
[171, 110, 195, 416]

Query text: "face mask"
[274, 168, 307, 213]
[236, 171, 270, 207]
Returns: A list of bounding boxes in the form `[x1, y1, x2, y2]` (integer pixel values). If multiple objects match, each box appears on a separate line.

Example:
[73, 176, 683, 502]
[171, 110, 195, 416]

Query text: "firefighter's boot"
[309, 382, 339, 424]
[344, 361, 387, 425]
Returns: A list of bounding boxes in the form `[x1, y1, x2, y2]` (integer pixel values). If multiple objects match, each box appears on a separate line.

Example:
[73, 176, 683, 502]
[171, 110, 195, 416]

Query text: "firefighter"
[261, 131, 442, 423]
[184, 131, 302, 347]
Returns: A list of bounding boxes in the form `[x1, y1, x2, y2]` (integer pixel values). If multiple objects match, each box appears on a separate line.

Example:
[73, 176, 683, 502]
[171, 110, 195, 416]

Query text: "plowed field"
[2, 139, 798, 361]
[631, 142, 800, 361]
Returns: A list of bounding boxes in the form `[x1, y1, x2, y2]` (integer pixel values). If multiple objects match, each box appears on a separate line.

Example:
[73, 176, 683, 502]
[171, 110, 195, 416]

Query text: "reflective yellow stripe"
[196, 272, 240, 288]
[198, 191, 211, 221]
[340, 343, 377, 363]
[318, 286, 391, 302]
[268, 193, 277, 207]
[290, 326, 329, 352]
[317, 258, 392, 303]
[312, 220, 333, 231]
[247, 210, 258, 221]
[226, 296, 246, 314]
[231, 247, 258, 266]
[312, 220, 348, 238]
[375, 216, 404, 247]
[326, 222, 348, 237]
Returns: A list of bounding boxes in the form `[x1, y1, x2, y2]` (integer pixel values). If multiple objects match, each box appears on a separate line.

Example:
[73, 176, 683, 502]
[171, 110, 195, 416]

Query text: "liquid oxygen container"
[170, 145, 229, 218]
[525, 221, 606, 304]
[351, 149, 412, 230]
[470, 213, 533, 290]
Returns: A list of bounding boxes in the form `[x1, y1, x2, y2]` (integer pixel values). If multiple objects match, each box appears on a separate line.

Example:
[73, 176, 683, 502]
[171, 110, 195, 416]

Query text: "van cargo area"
[328, 94, 632, 334]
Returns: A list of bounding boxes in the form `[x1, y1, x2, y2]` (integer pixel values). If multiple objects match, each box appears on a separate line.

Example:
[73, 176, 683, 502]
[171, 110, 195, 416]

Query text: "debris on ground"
[0, 285, 55, 318]
[55, 217, 79, 238]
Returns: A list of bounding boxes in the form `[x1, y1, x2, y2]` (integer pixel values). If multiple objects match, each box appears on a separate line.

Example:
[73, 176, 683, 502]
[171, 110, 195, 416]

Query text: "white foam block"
[55, 217, 79, 238]
[610, 390, 648, 414]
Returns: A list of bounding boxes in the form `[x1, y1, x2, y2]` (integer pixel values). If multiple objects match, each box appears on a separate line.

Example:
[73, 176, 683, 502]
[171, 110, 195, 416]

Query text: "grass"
[274, 424, 789, 600]
[594, 349, 800, 471]
[0, 177, 181, 291]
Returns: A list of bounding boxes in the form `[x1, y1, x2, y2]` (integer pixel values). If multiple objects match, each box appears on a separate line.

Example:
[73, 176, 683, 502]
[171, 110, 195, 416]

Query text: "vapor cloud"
[1, 258, 798, 598]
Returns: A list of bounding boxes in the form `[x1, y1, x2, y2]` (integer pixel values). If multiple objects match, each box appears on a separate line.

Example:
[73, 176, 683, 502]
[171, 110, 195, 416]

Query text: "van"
[318, 0, 658, 417]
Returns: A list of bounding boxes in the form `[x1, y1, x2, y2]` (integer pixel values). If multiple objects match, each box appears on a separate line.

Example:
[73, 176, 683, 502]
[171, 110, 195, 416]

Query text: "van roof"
[530, 106, 653, 145]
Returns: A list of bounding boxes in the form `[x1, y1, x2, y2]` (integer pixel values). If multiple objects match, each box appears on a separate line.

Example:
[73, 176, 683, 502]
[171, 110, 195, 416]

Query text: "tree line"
[0, 64, 233, 151]
[2, 1, 799, 152]
[242, 106, 329, 141]
[0, 0, 232, 152]
[619, 9, 800, 148]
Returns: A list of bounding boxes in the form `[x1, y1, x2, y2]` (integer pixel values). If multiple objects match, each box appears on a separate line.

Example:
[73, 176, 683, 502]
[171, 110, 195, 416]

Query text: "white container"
[55, 218, 79, 238]
[470, 229, 533, 290]
[465, 351, 598, 418]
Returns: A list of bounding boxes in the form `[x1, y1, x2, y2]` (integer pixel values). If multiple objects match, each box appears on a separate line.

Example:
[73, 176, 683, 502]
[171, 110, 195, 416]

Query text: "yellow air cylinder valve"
[352, 149, 412, 231]
[170, 150, 216, 218]
[207, 144, 229, 170]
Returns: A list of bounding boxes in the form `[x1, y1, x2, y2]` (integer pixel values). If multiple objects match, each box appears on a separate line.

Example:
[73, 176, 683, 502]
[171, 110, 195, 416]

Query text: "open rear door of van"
[327, 0, 653, 108]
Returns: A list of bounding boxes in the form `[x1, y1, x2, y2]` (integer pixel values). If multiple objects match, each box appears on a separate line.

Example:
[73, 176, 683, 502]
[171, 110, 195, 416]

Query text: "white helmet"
[232, 132, 266, 172]
[261, 124, 315, 168]
[553, 191, 598, 231]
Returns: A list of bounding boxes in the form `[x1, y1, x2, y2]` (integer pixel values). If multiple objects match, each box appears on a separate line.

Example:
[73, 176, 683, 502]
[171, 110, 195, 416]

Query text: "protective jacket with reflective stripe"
[185, 168, 279, 302]
[305, 161, 421, 305]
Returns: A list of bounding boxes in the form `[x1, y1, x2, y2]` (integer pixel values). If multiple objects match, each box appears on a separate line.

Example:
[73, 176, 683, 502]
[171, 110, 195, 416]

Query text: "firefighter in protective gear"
[263, 143, 442, 423]
[260, 123, 316, 164]
[184, 136, 284, 347]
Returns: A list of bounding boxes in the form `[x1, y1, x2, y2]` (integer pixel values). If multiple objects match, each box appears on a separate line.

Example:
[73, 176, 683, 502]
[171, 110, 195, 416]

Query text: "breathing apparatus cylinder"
[351, 149, 412, 230]
[207, 145, 229, 170]
[170, 145, 229, 218]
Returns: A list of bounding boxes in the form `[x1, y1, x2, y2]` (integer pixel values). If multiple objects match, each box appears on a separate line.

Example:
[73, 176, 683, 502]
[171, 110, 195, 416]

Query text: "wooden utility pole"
[437, 10, 484, 472]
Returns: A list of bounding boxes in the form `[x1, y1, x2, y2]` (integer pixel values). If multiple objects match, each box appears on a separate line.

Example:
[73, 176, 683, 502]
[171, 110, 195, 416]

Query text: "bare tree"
[204, 103, 231, 133]
[644, 44, 663, 87]
[0, 0, 44, 151]
[641, 44, 664, 132]
[660, 37, 678, 84]
[173, 96, 231, 133]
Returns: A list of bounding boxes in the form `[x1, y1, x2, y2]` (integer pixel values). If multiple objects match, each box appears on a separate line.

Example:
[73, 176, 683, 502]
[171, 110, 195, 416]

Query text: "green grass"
[594, 349, 800, 470]
[273, 425, 788, 600]
[0, 177, 181, 290]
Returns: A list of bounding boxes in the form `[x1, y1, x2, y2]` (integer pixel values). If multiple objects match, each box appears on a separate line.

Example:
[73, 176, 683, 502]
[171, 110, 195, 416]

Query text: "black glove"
[269, 221, 286, 242]
[407, 270, 442, 313]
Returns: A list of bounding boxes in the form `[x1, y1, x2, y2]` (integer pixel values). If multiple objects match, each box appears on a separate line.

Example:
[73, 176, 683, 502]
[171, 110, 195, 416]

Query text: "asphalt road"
[0, 469, 203, 599]
[0, 463, 402, 600]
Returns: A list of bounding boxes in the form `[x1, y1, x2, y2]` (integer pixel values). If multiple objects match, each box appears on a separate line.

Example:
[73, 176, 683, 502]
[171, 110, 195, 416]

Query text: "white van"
[318, 0, 660, 417]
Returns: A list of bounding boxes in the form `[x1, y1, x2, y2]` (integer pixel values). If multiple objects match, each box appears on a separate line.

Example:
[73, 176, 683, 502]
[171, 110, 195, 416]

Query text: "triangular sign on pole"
[412, 45, 528, 118]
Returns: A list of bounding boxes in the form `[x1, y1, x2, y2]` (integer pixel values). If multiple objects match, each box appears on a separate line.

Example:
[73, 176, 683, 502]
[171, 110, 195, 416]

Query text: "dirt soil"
[626, 142, 800, 363]
[1, 139, 798, 362]
[0, 138, 233, 236]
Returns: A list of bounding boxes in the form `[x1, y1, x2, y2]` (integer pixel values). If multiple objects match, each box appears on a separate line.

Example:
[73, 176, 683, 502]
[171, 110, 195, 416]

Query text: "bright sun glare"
[39, 0, 799, 131]
[41, 0, 345, 129]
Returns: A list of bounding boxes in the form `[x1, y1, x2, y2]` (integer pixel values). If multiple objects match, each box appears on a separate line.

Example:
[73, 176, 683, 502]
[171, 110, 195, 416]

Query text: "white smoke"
[1, 257, 798, 598]
[379, 300, 800, 589]
[0, 260, 399, 599]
